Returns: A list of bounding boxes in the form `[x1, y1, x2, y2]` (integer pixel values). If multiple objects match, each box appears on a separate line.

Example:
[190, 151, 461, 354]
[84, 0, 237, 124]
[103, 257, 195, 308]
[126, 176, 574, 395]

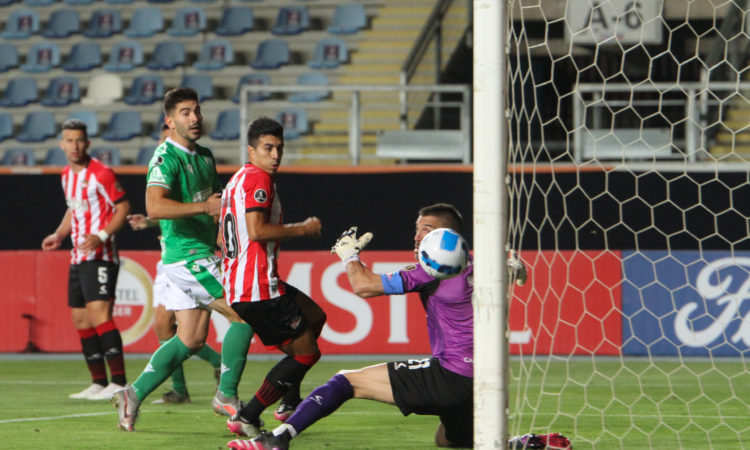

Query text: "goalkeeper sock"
[132, 335, 192, 402]
[159, 339, 187, 395]
[218, 322, 253, 397]
[96, 320, 126, 386]
[286, 374, 354, 435]
[78, 327, 107, 386]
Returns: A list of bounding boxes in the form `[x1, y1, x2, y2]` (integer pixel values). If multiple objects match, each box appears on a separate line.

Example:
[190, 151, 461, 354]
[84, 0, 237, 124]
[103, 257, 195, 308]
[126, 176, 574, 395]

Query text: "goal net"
[506, 0, 750, 447]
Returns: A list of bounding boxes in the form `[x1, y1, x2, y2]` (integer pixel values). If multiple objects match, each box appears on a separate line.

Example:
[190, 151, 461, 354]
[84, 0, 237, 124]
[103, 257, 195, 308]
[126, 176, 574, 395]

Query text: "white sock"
[273, 423, 297, 438]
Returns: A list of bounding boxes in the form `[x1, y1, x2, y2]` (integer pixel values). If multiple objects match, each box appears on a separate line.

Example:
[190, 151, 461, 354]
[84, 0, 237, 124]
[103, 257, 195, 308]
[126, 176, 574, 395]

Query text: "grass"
[2, 355, 750, 448]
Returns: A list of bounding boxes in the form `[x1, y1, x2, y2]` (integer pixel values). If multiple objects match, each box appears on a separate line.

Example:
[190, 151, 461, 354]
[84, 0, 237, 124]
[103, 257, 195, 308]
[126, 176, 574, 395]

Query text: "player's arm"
[146, 185, 221, 219]
[79, 198, 131, 251]
[344, 260, 385, 298]
[41, 208, 72, 250]
[127, 213, 159, 230]
[245, 210, 321, 242]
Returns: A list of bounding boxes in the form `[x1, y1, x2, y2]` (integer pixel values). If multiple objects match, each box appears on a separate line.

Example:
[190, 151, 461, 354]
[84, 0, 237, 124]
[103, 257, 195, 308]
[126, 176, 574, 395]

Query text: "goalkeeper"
[230, 203, 497, 449]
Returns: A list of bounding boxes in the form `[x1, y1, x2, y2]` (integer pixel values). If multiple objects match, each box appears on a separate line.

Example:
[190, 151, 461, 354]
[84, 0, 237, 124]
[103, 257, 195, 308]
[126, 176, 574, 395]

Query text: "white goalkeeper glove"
[507, 251, 528, 286]
[331, 226, 373, 265]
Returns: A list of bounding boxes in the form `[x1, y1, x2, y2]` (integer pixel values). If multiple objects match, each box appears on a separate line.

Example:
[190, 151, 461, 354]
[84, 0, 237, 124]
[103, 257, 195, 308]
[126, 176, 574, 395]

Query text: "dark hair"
[163, 87, 199, 116]
[418, 203, 463, 232]
[61, 119, 88, 140]
[246, 117, 284, 147]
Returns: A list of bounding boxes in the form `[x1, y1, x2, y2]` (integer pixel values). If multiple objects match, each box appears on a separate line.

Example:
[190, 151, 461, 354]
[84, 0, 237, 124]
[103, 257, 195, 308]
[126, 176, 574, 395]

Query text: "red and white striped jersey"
[61, 157, 126, 264]
[221, 164, 285, 304]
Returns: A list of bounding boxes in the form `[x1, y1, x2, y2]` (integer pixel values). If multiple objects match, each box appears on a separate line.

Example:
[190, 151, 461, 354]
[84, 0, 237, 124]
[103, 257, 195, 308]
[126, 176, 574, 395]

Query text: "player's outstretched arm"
[42, 208, 72, 251]
[146, 185, 220, 219]
[244, 211, 321, 242]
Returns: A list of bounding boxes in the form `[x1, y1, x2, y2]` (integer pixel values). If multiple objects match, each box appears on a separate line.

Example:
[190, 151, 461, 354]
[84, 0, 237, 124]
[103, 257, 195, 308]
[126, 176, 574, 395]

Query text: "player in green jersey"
[113, 88, 254, 431]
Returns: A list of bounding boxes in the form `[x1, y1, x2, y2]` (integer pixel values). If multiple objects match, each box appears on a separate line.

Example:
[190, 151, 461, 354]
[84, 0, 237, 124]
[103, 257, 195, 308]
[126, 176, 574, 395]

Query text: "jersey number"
[222, 212, 239, 259]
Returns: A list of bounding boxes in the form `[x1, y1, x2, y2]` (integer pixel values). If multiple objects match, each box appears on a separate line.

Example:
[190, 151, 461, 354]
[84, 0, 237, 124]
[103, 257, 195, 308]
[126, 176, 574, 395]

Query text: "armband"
[96, 229, 110, 242]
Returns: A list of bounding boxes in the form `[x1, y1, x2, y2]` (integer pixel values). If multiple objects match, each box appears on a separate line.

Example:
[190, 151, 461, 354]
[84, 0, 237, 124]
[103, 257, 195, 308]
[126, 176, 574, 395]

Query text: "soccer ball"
[417, 228, 469, 280]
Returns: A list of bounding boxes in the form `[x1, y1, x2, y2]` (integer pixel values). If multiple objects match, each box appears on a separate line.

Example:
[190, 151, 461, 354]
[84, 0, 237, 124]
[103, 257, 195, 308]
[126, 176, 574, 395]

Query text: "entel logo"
[675, 256, 750, 347]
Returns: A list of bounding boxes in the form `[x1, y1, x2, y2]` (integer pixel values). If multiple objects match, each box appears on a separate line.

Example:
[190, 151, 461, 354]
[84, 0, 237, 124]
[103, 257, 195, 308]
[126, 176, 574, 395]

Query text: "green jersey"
[146, 138, 221, 264]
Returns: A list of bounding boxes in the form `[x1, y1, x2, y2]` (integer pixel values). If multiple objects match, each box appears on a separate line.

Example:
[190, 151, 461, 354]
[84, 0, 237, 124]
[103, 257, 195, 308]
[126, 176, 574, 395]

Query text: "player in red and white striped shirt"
[42, 119, 131, 400]
[221, 117, 326, 434]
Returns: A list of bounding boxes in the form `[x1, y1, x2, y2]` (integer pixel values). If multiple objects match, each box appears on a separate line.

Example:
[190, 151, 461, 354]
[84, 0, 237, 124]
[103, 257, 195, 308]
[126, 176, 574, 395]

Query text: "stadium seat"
[102, 111, 142, 141]
[24, 0, 56, 5]
[84, 9, 123, 38]
[90, 147, 121, 166]
[194, 39, 234, 71]
[146, 41, 186, 70]
[125, 7, 163, 38]
[167, 6, 206, 37]
[65, 0, 95, 4]
[232, 73, 271, 103]
[62, 42, 102, 71]
[104, 40, 143, 72]
[0, 44, 19, 72]
[180, 74, 213, 101]
[42, 8, 81, 38]
[41, 76, 80, 106]
[271, 5, 309, 35]
[210, 109, 240, 140]
[124, 74, 164, 105]
[150, 111, 166, 139]
[148, 0, 174, 3]
[105, 0, 134, 4]
[81, 73, 122, 106]
[20, 42, 60, 72]
[66, 110, 98, 137]
[251, 39, 289, 70]
[1, 148, 35, 166]
[136, 146, 156, 165]
[308, 37, 348, 69]
[276, 108, 308, 140]
[214, 6, 253, 36]
[190, 0, 216, 3]
[328, 4, 367, 34]
[1, 9, 39, 39]
[0, 0, 19, 5]
[289, 72, 329, 102]
[0, 77, 37, 107]
[44, 148, 68, 166]
[0, 113, 13, 142]
[17, 112, 56, 142]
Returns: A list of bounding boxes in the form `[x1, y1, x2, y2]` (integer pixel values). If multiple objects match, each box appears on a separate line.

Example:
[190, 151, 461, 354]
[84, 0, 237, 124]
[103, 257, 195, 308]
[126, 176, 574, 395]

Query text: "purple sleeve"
[384, 264, 436, 293]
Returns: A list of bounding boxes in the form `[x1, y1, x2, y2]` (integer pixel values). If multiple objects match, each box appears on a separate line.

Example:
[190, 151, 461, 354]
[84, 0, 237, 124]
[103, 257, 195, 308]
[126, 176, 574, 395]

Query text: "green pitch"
[2, 356, 749, 449]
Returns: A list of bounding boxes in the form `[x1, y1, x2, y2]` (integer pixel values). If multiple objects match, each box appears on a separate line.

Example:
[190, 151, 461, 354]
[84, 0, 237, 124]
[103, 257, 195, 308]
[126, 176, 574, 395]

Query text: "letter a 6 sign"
[565, 0, 663, 45]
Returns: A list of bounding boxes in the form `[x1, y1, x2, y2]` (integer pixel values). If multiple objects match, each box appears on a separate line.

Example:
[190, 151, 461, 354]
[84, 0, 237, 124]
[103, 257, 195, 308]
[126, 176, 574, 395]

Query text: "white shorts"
[153, 261, 169, 308]
[159, 256, 224, 311]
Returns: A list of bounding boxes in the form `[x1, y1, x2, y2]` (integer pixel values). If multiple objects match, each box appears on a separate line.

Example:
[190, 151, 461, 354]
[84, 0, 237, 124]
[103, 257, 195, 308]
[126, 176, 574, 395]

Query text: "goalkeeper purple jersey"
[380, 259, 474, 378]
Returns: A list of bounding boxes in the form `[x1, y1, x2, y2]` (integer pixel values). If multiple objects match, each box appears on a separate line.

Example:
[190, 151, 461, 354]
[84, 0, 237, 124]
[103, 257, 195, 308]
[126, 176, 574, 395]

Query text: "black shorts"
[68, 261, 119, 308]
[388, 357, 473, 447]
[231, 283, 309, 347]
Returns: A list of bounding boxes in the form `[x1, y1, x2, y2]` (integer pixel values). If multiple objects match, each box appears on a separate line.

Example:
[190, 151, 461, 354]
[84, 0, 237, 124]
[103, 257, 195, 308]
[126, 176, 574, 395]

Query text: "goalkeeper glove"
[331, 226, 373, 265]
[507, 251, 528, 286]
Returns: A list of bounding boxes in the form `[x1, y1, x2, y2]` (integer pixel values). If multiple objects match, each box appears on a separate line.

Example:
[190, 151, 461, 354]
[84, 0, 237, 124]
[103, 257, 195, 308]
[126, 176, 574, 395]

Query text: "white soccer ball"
[417, 228, 469, 280]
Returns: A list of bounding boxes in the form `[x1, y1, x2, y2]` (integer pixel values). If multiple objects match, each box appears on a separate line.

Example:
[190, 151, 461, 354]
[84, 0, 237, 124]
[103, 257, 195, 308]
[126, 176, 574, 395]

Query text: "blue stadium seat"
[232, 73, 271, 103]
[328, 4, 367, 34]
[2, 148, 36, 166]
[289, 72, 329, 102]
[271, 5, 309, 35]
[90, 147, 121, 166]
[41, 76, 80, 106]
[251, 39, 289, 70]
[0, 44, 19, 72]
[180, 74, 213, 101]
[42, 8, 80, 38]
[0, 113, 13, 142]
[210, 109, 239, 140]
[84, 9, 123, 38]
[1, 9, 39, 39]
[308, 37, 348, 69]
[62, 42, 101, 71]
[125, 7, 163, 38]
[124, 74, 164, 105]
[214, 6, 253, 36]
[21, 42, 60, 72]
[150, 111, 166, 139]
[146, 41, 185, 70]
[0, 0, 19, 5]
[102, 111, 142, 141]
[105, 0, 134, 4]
[189, 0, 215, 3]
[276, 108, 308, 140]
[17, 112, 56, 142]
[0, 77, 38, 107]
[65, 0, 94, 4]
[24, 0, 57, 5]
[104, 40, 143, 72]
[136, 146, 156, 165]
[194, 39, 234, 71]
[148, 0, 173, 3]
[66, 110, 98, 137]
[167, 6, 206, 37]
[44, 148, 68, 166]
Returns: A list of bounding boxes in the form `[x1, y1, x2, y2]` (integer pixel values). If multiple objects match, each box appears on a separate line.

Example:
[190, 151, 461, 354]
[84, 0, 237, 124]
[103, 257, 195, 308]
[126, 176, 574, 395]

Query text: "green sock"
[159, 339, 188, 395]
[195, 342, 221, 368]
[218, 322, 253, 397]
[132, 335, 192, 402]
